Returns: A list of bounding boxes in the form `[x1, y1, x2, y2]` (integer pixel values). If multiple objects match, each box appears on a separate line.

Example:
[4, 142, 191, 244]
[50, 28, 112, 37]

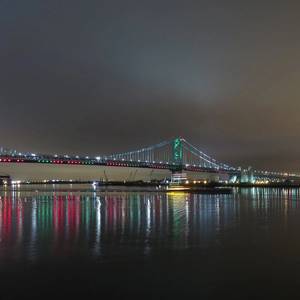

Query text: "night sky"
[1, 0, 300, 171]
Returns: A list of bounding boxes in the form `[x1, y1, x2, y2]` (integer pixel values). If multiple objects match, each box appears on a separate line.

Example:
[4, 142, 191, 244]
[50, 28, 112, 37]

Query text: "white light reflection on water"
[0, 187, 299, 263]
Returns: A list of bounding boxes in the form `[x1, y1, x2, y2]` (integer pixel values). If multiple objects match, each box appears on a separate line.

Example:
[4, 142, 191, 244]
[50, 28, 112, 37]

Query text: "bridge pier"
[171, 170, 220, 184]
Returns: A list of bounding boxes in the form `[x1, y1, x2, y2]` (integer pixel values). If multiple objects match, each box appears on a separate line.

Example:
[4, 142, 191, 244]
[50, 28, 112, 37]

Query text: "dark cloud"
[0, 0, 300, 171]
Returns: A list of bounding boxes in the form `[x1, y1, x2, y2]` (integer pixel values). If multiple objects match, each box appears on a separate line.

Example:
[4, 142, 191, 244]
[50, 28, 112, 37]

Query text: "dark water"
[1, 186, 300, 299]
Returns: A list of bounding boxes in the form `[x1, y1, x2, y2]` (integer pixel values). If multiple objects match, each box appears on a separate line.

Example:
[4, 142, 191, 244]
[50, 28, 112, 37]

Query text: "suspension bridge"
[0, 137, 299, 183]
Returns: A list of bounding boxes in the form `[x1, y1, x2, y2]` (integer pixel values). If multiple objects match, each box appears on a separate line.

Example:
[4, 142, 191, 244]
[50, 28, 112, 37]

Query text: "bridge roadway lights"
[170, 165, 184, 172]
[1, 138, 299, 183]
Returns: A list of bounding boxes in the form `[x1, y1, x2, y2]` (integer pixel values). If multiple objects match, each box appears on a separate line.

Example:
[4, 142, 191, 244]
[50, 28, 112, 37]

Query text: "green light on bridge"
[173, 138, 183, 163]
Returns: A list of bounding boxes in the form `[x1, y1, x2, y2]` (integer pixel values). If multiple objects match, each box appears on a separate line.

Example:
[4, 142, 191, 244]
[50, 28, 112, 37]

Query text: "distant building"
[241, 166, 254, 183]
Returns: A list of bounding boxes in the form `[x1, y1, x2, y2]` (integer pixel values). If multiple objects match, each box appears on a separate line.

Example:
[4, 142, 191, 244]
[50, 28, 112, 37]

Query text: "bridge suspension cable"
[104, 137, 235, 171]
[0, 137, 236, 172]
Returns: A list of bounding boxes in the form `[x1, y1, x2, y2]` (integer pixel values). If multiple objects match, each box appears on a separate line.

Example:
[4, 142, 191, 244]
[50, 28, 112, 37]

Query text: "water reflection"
[0, 188, 299, 263]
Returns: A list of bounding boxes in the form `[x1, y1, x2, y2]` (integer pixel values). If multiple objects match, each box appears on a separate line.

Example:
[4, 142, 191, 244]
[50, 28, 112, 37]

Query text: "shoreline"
[1, 181, 300, 188]
[0, 181, 300, 195]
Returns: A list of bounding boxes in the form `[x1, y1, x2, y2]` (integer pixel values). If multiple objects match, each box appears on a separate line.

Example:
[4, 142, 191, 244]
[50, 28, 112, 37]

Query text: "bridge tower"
[172, 137, 183, 165]
[171, 137, 186, 183]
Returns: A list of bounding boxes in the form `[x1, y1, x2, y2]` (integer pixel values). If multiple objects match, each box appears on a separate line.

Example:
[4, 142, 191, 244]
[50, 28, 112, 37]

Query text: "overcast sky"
[1, 0, 300, 171]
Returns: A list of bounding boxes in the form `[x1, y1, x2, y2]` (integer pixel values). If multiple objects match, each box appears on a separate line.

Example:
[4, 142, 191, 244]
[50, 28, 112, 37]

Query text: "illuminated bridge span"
[0, 138, 299, 183]
[0, 138, 235, 173]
